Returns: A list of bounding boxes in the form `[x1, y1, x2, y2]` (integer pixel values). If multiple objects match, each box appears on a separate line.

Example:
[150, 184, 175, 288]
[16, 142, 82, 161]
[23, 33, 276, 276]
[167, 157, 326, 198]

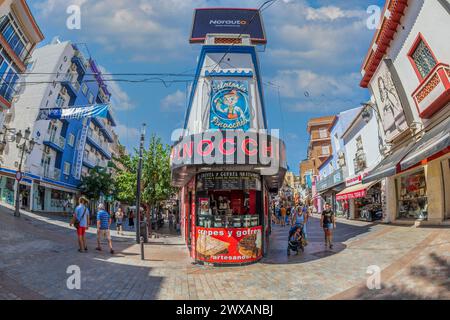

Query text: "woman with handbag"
[70, 196, 90, 253]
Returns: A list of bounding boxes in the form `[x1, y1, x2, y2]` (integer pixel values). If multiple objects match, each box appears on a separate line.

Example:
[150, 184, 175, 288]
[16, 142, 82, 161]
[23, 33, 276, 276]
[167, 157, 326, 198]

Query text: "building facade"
[317, 107, 362, 216]
[0, 0, 44, 126]
[0, 39, 117, 213]
[360, 0, 450, 225]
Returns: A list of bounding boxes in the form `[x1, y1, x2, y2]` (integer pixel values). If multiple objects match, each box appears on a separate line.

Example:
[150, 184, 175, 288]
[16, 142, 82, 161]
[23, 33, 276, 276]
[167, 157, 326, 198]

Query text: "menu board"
[197, 172, 261, 191]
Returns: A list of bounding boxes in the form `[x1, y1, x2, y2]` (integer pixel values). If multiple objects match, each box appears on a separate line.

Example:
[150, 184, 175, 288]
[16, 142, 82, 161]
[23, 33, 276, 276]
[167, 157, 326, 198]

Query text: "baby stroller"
[287, 224, 305, 256]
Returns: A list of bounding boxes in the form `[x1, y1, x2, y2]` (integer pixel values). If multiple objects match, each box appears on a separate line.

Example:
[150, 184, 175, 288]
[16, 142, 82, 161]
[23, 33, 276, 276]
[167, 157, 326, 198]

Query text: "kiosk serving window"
[196, 172, 262, 228]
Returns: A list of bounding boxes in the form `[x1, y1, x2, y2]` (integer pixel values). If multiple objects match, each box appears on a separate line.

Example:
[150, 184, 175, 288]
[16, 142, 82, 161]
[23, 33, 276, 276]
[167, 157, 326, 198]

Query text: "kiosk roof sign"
[190, 8, 267, 44]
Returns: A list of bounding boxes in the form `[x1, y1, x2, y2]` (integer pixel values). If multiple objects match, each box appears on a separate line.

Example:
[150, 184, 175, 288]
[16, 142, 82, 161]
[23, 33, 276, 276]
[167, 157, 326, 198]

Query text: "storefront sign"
[190, 8, 266, 44]
[197, 171, 261, 191]
[210, 80, 251, 131]
[317, 169, 344, 192]
[195, 226, 262, 264]
[345, 172, 369, 187]
[171, 130, 287, 176]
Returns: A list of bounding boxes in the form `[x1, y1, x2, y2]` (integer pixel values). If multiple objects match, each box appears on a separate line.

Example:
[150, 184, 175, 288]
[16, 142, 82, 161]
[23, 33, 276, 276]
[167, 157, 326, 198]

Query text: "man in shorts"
[70, 196, 90, 253]
[96, 203, 114, 254]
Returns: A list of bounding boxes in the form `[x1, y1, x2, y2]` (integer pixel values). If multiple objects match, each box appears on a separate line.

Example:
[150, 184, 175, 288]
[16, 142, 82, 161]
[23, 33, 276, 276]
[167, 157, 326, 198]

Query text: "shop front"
[336, 174, 383, 221]
[316, 168, 345, 216]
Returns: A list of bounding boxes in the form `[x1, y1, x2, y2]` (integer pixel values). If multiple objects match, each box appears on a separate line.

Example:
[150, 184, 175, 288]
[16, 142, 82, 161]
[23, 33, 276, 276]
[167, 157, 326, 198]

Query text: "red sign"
[195, 226, 262, 264]
[15, 171, 23, 181]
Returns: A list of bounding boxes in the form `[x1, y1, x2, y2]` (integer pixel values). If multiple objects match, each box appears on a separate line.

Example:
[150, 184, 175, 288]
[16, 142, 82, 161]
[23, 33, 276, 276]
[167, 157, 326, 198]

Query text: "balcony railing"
[43, 168, 61, 181]
[86, 132, 112, 159]
[46, 135, 66, 151]
[412, 63, 450, 119]
[62, 73, 80, 96]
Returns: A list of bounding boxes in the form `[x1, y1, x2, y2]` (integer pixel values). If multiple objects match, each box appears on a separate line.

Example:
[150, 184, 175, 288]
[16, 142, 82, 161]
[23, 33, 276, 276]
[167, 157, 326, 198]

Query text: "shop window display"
[197, 190, 260, 228]
[397, 170, 428, 220]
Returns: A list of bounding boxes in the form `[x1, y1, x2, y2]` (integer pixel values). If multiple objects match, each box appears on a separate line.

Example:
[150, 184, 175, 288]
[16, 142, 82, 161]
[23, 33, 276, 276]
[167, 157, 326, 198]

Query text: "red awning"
[336, 181, 379, 201]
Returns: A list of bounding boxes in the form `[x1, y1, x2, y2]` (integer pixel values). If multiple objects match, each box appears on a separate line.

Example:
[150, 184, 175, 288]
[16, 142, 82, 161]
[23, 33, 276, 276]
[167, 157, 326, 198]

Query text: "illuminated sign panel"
[190, 8, 266, 44]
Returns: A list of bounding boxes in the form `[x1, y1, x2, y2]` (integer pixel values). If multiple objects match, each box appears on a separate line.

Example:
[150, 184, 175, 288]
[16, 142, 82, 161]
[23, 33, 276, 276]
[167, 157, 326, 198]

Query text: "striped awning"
[336, 180, 379, 201]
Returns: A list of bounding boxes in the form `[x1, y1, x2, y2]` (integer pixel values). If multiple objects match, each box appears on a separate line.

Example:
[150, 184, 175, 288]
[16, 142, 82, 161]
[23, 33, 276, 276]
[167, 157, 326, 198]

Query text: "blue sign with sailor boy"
[209, 80, 251, 131]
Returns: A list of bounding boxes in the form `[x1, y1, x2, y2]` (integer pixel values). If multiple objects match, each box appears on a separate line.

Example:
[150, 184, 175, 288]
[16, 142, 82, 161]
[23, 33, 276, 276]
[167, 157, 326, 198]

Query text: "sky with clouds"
[29, 0, 385, 174]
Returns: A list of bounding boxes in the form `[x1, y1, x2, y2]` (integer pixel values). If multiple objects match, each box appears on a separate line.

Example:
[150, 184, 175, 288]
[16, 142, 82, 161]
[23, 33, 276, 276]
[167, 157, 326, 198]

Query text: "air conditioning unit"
[61, 87, 68, 95]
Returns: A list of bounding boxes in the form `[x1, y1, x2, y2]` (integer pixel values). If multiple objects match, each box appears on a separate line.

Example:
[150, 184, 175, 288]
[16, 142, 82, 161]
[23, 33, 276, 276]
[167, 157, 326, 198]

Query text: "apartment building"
[0, 39, 117, 213]
[0, 0, 44, 125]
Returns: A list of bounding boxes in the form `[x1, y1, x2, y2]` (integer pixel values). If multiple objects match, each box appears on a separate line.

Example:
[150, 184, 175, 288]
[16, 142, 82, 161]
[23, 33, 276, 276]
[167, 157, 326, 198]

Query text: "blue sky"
[29, 0, 385, 174]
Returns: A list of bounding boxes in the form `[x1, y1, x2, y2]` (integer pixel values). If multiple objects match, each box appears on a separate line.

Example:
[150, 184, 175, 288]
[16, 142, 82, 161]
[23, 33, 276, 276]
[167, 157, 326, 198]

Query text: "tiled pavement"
[0, 205, 448, 300]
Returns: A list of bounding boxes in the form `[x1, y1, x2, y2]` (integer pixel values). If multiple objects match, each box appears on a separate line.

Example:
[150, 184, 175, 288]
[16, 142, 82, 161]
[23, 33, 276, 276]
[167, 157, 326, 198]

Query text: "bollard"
[140, 236, 145, 260]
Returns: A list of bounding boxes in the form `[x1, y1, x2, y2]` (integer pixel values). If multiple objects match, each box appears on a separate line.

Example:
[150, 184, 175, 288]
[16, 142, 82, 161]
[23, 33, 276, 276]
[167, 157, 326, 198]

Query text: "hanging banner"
[210, 80, 251, 131]
[36, 104, 109, 121]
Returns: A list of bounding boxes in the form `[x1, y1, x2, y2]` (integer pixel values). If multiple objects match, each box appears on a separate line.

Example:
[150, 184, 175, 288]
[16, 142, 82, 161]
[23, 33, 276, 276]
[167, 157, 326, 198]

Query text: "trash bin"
[139, 221, 148, 243]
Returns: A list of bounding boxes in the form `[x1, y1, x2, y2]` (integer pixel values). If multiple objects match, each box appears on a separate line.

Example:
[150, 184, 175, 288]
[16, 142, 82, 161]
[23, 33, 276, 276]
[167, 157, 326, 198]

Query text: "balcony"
[43, 135, 66, 153]
[43, 168, 61, 181]
[412, 63, 450, 119]
[61, 73, 80, 97]
[91, 117, 114, 142]
[97, 86, 110, 104]
[71, 49, 88, 73]
[86, 132, 112, 159]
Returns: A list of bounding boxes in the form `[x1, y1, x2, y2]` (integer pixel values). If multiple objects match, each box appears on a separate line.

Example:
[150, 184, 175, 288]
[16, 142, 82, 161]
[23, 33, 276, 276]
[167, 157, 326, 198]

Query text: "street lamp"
[135, 123, 146, 260]
[360, 102, 390, 155]
[0, 126, 37, 217]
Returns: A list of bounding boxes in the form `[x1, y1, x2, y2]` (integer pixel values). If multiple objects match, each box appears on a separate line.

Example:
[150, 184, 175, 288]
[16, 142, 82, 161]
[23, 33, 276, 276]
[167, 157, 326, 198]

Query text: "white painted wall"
[343, 109, 383, 178]
[2, 41, 74, 176]
[387, 0, 450, 125]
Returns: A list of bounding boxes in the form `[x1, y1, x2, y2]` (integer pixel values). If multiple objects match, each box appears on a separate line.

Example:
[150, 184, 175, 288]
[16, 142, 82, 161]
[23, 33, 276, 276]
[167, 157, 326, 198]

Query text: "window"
[408, 34, 438, 80]
[63, 162, 71, 175]
[81, 83, 88, 95]
[68, 133, 75, 147]
[88, 92, 94, 104]
[56, 94, 65, 107]
[319, 128, 328, 139]
[322, 146, 330, 155]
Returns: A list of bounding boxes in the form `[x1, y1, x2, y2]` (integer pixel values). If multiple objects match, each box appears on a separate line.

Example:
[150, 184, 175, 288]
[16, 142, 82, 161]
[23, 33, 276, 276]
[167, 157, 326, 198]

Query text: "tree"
[141, 134, 175, 210]
[112, 134, 176, 210]
[79, 166, 115, 203]
[114, 153, 138, 204]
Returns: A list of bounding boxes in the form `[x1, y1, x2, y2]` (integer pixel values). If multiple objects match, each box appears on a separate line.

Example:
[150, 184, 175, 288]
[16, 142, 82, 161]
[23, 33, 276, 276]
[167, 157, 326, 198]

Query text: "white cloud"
[160, 90, 186, 112]
[98, 65, 135, 111]
[306, 6, 365, 21]
[113, 123, 140, 148]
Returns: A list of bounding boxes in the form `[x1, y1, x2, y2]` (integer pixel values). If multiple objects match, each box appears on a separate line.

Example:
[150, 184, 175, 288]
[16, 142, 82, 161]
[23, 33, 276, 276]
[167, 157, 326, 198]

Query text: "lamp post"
[0, 126, 36, 217]
[135, 123, 146, 260]
[360, 102, 390, 155]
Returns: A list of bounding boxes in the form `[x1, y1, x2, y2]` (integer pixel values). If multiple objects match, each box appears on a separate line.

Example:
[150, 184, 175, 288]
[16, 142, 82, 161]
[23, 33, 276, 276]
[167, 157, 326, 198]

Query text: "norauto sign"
[190, 8, 267, 44]
[171, 130, 286, 176]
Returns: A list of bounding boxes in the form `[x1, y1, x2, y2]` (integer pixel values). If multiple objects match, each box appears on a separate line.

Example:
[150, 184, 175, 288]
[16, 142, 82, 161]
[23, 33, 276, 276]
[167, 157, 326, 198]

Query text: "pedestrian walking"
[95, 203, 114, 254]
[70, 196, 90, 253]
[168, 210, 174, 230]
[280, 205, 287, 227]
[128, 209, 135, 228]
[320, 203, 336, 249]
[115, 207, 124, 235]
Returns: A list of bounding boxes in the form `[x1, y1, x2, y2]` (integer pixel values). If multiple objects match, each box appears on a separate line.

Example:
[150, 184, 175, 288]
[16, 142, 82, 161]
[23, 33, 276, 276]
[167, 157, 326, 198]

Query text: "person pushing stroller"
[287, 224, 305, 256]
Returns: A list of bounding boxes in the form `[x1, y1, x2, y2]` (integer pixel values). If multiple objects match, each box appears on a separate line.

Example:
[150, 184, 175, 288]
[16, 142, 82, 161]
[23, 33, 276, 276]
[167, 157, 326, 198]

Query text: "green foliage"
[79, 166, 115, 201]
[113, 134, 175, 206]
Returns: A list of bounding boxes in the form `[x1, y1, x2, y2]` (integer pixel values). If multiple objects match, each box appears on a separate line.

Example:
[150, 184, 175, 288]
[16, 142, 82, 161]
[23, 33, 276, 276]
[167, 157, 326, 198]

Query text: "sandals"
[95, 247, 102, 251]
[78, 249, 83, 253]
